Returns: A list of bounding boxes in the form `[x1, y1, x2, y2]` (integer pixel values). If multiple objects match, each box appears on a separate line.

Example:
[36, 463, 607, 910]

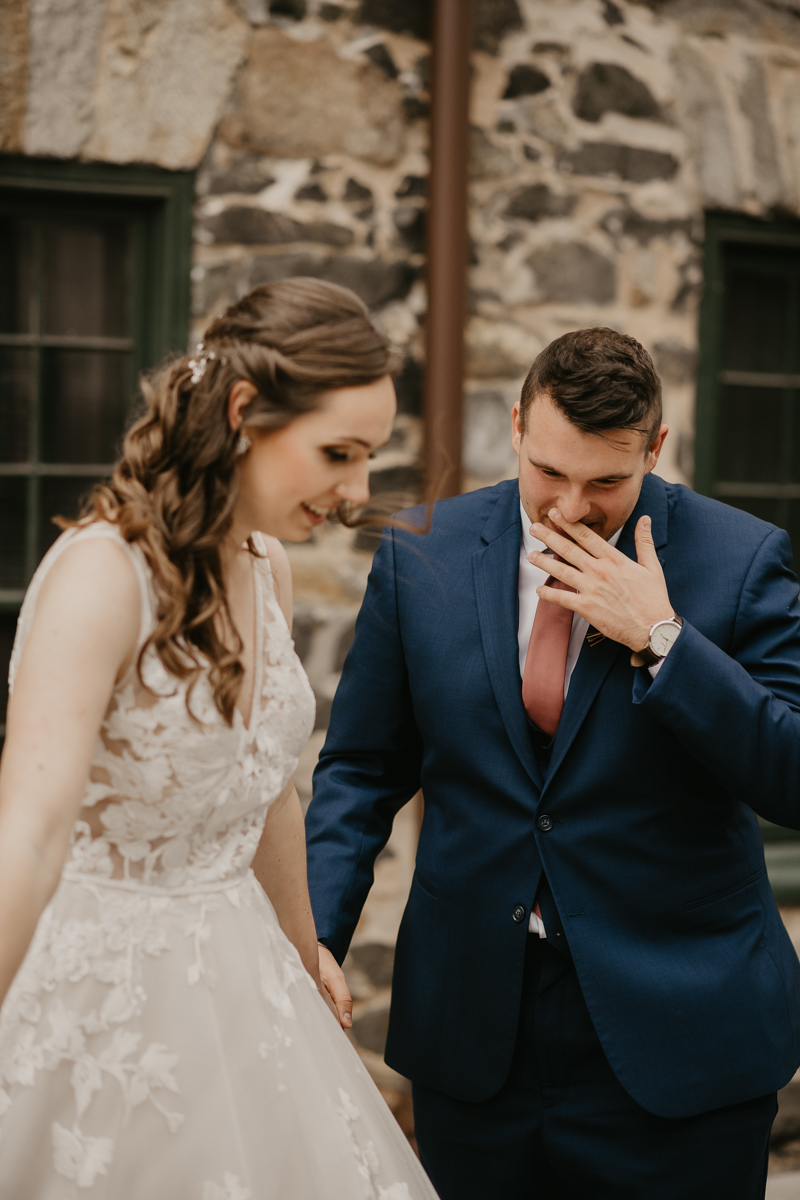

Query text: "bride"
[0, 279, 439, 1199]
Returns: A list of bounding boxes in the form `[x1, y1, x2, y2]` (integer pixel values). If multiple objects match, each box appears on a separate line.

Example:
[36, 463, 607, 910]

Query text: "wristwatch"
[630, 615, 684, 668]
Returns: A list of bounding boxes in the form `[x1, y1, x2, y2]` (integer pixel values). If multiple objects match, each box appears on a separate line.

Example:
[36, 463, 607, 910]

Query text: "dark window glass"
[0, 218, 34, 335]
[0, 609, 17, 745]
[721, 263, 790, 374]
[0, 348, 34, 462]
[40, 221, 132, 339]
[0, 478, 27, 589]
[716, 386, 784, 484]
[37, 477, 98, 560]
[40, 350, 132, 463]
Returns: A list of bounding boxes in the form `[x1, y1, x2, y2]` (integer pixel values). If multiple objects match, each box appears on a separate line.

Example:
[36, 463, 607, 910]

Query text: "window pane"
[0, 609, 18, 748]
[0, 218, 34, 334]
[716, 385, 783, 483]
[40, 350, 131, 464]
[0, 477, 27, 589]
[721, 266, 789, 374]
[37, 477, 98, 559]
[0, 348, 34, 462]
[41, 220, 132, 338]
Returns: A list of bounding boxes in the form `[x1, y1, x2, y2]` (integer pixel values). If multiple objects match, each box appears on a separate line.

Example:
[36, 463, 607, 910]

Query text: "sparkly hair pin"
[187, 342, 227, 384]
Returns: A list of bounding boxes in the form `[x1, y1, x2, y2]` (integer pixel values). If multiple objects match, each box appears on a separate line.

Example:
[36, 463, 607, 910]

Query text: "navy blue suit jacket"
[305, 473, 800, 1117]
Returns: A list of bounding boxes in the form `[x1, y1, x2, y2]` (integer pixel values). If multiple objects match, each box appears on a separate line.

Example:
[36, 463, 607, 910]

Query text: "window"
[696, 211, 800, 901]
[0, 157, 193, 741]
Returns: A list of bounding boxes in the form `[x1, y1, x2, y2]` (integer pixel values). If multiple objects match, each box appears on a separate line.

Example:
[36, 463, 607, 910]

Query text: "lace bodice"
[9, 523, 316, 891]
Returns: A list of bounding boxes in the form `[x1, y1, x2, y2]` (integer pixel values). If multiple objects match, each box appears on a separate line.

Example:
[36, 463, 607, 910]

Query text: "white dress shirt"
[517, 502, 663, 936]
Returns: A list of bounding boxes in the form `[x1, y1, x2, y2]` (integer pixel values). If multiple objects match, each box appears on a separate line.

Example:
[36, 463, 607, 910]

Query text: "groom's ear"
[644, 425, 669, 473]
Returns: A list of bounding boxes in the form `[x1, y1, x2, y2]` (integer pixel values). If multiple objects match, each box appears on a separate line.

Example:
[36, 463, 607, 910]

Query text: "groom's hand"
[529, 508, 674, 652]
[318, 943, 353, 1030]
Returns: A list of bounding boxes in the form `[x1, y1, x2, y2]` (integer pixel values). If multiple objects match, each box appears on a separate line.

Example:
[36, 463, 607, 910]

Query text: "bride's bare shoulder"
[33, 529, 142, 645]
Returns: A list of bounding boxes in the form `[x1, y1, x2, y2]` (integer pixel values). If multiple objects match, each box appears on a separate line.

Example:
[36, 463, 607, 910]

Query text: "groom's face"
[512, 393, 668, 543]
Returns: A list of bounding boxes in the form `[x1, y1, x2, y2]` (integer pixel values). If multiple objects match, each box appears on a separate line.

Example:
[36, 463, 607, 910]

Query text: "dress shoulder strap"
[8, 522, 154, 694]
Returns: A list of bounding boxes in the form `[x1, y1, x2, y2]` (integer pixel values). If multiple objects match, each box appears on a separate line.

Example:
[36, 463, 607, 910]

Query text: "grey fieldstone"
[348, 942, 395, 989]
[205, 154, 275, 196]
[600, 205, 694, 245]
[473, 0, 524, 55]
[360, 0, 523, 52]
[773, 1076, 800, 1144]
[365, 43, 399, 80]
[193, 261, 234, 316]
[23, 0, 108, 158]
[573, 62, 662, 123]
[558, 142, 679, 183]
[244, 252, 416, 309]
[357, 0, 430, 40]
[295, 182, 328, 202]
[203, 207, 354, 247]
[527, 242, 617, 305]
[463, 390, 513, 479]
[393, 206, 426, 254]
[740, 57, 784, 210]
[351, 1001, 391, 1056]
[470, 126, 517, 180]
[367, 464, 422, 500]
[269, 0, 305, 17]
[394, 356, 424, 415]
[83, 0, 248, 170]
[503, 64, 551, 99]
[219, 27, 405, 165]
[674, 44, 739, 208]
[395, 175, 427, 198]
[504, 184, 577, 222]
[345, 178, 374, 202]
[653, 341, 698, 385]
[602, 0, 625, 24]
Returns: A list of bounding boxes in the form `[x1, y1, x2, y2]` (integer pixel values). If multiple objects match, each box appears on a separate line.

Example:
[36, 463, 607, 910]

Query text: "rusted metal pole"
[424, 0, 473, 500]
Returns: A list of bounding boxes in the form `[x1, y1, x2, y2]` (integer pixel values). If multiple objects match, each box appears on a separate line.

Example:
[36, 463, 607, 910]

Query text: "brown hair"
[520, 327, 662, 444]
[66, 278, 398, 724]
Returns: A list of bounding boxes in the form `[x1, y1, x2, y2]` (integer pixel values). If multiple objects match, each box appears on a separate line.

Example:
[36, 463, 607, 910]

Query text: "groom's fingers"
[318, 945, 353, 1029]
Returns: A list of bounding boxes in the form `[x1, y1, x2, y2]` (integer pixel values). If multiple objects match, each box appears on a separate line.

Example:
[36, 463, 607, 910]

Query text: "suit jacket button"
[512, 904, 526, 923]
[537, 814, 553, 832]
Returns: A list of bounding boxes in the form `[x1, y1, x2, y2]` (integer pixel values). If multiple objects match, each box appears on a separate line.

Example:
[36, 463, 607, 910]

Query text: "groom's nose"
[554, 486, 593, 525]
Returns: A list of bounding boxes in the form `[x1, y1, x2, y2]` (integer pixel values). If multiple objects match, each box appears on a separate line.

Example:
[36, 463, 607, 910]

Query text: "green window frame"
[696, 210, 800, 901]
[0, 156, 194, 739]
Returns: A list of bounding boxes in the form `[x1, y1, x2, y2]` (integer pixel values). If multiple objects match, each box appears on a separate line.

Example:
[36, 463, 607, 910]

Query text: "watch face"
[650, 621, 680, 657]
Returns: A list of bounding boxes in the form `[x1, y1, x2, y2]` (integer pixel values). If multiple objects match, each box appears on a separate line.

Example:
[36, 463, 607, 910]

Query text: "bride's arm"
[251, 782, 343, 1019]
[0, 538, 140, 1007]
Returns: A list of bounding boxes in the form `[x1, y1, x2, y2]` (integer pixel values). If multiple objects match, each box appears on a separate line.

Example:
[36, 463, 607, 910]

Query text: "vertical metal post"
[424, 0, 473, 500]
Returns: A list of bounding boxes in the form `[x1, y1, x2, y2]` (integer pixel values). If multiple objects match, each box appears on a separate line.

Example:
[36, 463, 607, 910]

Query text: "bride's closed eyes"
[322, 446, 377, 463]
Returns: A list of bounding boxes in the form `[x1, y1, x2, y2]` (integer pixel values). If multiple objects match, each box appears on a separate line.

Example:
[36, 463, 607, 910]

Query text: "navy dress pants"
[413, 936, 777, 1200]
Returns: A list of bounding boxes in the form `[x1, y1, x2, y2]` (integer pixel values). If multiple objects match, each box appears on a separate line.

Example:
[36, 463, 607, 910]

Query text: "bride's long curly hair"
[68, 278, 397, 724]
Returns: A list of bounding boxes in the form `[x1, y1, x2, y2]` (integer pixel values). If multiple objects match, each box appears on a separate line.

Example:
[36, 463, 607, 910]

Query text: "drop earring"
[236, 432, 252, 456]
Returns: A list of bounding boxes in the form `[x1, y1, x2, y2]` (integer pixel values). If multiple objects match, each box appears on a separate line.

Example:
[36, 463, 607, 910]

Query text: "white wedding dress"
[0, 523, 438, 1200]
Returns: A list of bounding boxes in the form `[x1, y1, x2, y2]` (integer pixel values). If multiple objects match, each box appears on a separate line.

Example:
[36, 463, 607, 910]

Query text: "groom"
[305, 328, 800, 1199]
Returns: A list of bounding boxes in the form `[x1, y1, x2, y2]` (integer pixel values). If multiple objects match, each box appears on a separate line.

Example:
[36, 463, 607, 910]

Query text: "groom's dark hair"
[520, 327, 662, 446]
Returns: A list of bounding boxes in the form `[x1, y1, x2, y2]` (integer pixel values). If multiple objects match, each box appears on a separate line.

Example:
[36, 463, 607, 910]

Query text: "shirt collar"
[520, 500, 623, 560]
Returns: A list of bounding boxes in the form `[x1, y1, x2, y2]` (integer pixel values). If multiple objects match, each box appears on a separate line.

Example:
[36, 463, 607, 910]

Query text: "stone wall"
[6, 0, 800, 1100]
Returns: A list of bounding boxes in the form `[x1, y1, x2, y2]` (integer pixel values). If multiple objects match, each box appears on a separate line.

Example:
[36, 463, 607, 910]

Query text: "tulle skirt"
[0, 870, 438, 1200]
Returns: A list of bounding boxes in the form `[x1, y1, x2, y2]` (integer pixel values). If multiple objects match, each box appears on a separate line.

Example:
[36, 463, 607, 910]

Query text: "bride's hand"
[318, 944, 353, 1030]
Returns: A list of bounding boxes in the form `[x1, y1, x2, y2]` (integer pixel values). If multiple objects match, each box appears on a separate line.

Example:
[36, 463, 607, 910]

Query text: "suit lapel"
[473, 484, 544, 793]
[544, 473, 670, 788]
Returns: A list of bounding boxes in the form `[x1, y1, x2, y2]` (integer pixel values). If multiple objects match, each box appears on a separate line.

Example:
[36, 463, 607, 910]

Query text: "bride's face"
[232, 375, 397, 542]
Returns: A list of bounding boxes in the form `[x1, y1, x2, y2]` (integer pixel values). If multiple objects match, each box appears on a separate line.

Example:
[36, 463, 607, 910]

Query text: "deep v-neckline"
[235, 548, 264, 735]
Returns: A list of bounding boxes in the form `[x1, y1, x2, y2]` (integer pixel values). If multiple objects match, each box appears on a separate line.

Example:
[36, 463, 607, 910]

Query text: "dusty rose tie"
[523, 555, 575, 930]
[522, 556, 576, 738]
